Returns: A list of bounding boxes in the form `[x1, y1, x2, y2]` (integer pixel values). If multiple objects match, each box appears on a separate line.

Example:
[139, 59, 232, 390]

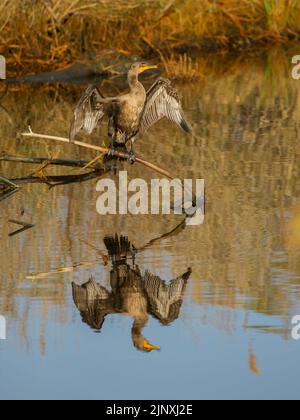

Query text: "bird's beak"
[143, 339, 161, 351]
[139, 64, 158, 74]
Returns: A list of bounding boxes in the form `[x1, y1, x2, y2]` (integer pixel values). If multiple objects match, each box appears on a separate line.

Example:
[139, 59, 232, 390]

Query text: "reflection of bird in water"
[69, 62, 192, 163]
[72, 235, 191, 352]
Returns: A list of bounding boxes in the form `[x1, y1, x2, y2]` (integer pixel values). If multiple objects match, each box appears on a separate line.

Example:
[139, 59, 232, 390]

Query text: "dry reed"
[0, 1, 300, 79]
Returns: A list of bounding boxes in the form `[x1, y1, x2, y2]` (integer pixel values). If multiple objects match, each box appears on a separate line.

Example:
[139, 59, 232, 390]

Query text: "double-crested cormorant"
[69, 62, 191, 162]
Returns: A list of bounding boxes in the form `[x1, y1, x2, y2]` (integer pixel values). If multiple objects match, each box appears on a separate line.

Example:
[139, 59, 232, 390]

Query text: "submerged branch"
[0, 176, 21, 189]
[0, 154, 100, 170]
[0, 175, 22, 202]
[9, 219, 35, 237]
[10, 172, 100, 187]
[0, 188, 19, 202]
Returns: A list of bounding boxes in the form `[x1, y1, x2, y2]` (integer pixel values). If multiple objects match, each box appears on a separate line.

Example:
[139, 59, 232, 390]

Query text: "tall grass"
[0, 0, 300, 75]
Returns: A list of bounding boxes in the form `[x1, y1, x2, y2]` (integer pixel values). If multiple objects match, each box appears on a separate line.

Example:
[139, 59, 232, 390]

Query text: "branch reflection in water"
[72, 235, 192, 352]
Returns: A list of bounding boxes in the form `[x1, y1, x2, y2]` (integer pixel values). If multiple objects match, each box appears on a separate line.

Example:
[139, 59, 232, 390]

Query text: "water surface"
[1, 50, 300, 400]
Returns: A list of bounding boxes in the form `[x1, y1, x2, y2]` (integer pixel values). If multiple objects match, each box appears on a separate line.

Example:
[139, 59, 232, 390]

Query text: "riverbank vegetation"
[0, 0, 300, 78]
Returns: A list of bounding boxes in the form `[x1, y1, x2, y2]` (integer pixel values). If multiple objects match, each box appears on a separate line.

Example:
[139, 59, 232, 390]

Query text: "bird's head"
[142, 339, 161, 352]
[132, 318, 161, 352]
[129, 62, 158, 75]
[132, 336, 161, 353]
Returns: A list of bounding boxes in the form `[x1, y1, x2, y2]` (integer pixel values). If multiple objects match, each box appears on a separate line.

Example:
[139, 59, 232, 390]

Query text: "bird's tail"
[104, 235, 132, 259]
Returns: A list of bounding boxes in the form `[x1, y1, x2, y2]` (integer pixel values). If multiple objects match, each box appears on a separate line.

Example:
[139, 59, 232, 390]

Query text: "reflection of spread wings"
[144, 269, 191, 325]
[72, 278, 112, 331]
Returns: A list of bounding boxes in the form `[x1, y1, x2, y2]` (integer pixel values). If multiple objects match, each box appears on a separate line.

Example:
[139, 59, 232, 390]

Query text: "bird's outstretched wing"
[144, 268, 191, 325]
[140, 78, 192, 135]
[69, 85, 107, 142]
[72, 278, 113, 331]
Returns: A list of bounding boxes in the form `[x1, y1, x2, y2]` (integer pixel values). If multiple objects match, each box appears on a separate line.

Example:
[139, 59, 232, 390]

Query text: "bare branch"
[21, 127, 172, 179]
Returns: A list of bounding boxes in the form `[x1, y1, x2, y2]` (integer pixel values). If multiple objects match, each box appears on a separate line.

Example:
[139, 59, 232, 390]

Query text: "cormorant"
[69, 62, 192, 162]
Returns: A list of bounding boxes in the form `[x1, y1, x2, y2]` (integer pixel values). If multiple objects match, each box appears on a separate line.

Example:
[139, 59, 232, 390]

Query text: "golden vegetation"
[1, 0, 300, 77]
[164, 54, 204, 82]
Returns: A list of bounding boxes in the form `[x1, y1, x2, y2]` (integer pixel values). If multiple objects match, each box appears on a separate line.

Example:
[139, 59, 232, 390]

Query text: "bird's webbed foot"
[104, 159, 118, 173]
[127, 151, 136, 165]
[106, 146, 118, 159]
[104, 146, 118, 172]
[127, 138, 136, 165]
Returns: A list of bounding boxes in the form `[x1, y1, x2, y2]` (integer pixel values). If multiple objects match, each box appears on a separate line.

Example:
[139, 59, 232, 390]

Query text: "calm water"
[1, 50, 300, 400]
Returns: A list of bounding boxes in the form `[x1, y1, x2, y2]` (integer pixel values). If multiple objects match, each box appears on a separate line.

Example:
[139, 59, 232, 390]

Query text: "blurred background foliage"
[1, 0, 300, 77]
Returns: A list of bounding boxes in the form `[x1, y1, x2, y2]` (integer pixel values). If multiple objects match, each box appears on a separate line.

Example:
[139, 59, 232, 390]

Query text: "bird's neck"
[128, 72, 142, 92]
[132, 315, 149, 337]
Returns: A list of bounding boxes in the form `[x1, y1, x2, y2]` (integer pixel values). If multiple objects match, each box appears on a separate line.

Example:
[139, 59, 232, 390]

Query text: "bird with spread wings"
[69, 62, 192, 163]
